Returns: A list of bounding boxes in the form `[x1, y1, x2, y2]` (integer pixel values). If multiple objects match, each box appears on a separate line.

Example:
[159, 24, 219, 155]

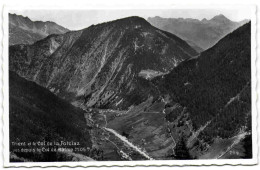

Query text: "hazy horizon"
[10, 8, 252, 30]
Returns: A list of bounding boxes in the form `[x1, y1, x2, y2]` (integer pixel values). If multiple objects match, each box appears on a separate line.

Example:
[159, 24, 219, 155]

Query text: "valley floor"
[81, 97, 250, 161]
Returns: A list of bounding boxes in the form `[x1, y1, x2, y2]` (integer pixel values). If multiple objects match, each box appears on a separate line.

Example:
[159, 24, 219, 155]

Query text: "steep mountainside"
[9, 16, 198, 110]
[148, 14, 249, 51]
[9, 13, 69, 45]
[153, 22, 251, 155]
[81, 23, 251, 160]
[9, 71, 96, 162]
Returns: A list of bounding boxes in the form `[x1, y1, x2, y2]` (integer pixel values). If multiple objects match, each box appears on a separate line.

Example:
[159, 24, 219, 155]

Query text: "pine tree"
[174, 135, 192, 160]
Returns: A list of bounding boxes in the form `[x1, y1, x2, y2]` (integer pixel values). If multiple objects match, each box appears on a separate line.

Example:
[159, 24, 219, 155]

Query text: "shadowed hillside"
[154, 22, 251, 141]
[9, 71, 95, 162]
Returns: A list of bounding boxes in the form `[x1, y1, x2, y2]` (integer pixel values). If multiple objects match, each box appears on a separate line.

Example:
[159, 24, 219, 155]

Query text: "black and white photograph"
[1, 2, 258, 167]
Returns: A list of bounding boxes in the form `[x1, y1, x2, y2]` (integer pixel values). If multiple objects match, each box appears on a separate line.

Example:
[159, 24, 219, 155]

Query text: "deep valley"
[8, 14, 252, 161]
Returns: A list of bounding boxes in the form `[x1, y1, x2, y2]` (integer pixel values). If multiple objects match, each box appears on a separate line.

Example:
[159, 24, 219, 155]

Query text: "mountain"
[9, 16, 198, 110]
[153, 22, 251, 158]
[9, 71, 96, 162]
[147, 14, 249, 51]
[9, 15, 251, 160]
[9, 13, 69, 45]
[185, 39, 204, 53]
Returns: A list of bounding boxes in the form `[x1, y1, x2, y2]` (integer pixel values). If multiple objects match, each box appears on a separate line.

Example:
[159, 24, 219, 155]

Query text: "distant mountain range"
[148, 14, 249, 51]
[9, 13, 69, 45]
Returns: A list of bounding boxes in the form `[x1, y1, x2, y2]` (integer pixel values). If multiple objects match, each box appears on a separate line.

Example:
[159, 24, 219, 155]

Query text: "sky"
[10, 8, 252, 30]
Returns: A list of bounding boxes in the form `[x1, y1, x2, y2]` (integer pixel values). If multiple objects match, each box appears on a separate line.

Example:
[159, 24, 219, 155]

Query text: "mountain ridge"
[147, 14, 249, 51]
[9, 13, 69, 45]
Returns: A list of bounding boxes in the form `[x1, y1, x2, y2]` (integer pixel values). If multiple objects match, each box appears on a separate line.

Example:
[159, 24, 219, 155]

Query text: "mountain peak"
[147, 15, 245, 50]
[210, 14, 231, 23]
[107, 16, 151, 27]
[9, 13, 32, 22]
[201, 18, 208, 22]
[89, 16, 152, 32]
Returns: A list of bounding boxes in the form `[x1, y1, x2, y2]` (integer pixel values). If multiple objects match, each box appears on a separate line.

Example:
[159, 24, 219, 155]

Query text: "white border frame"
[2, 4, 258, 167]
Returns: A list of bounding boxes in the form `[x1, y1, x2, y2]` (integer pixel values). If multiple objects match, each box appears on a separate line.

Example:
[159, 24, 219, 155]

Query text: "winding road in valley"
[104, 127, 154, 160]
[84, 108, 154, 160]
[100, 111, 154, 160]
